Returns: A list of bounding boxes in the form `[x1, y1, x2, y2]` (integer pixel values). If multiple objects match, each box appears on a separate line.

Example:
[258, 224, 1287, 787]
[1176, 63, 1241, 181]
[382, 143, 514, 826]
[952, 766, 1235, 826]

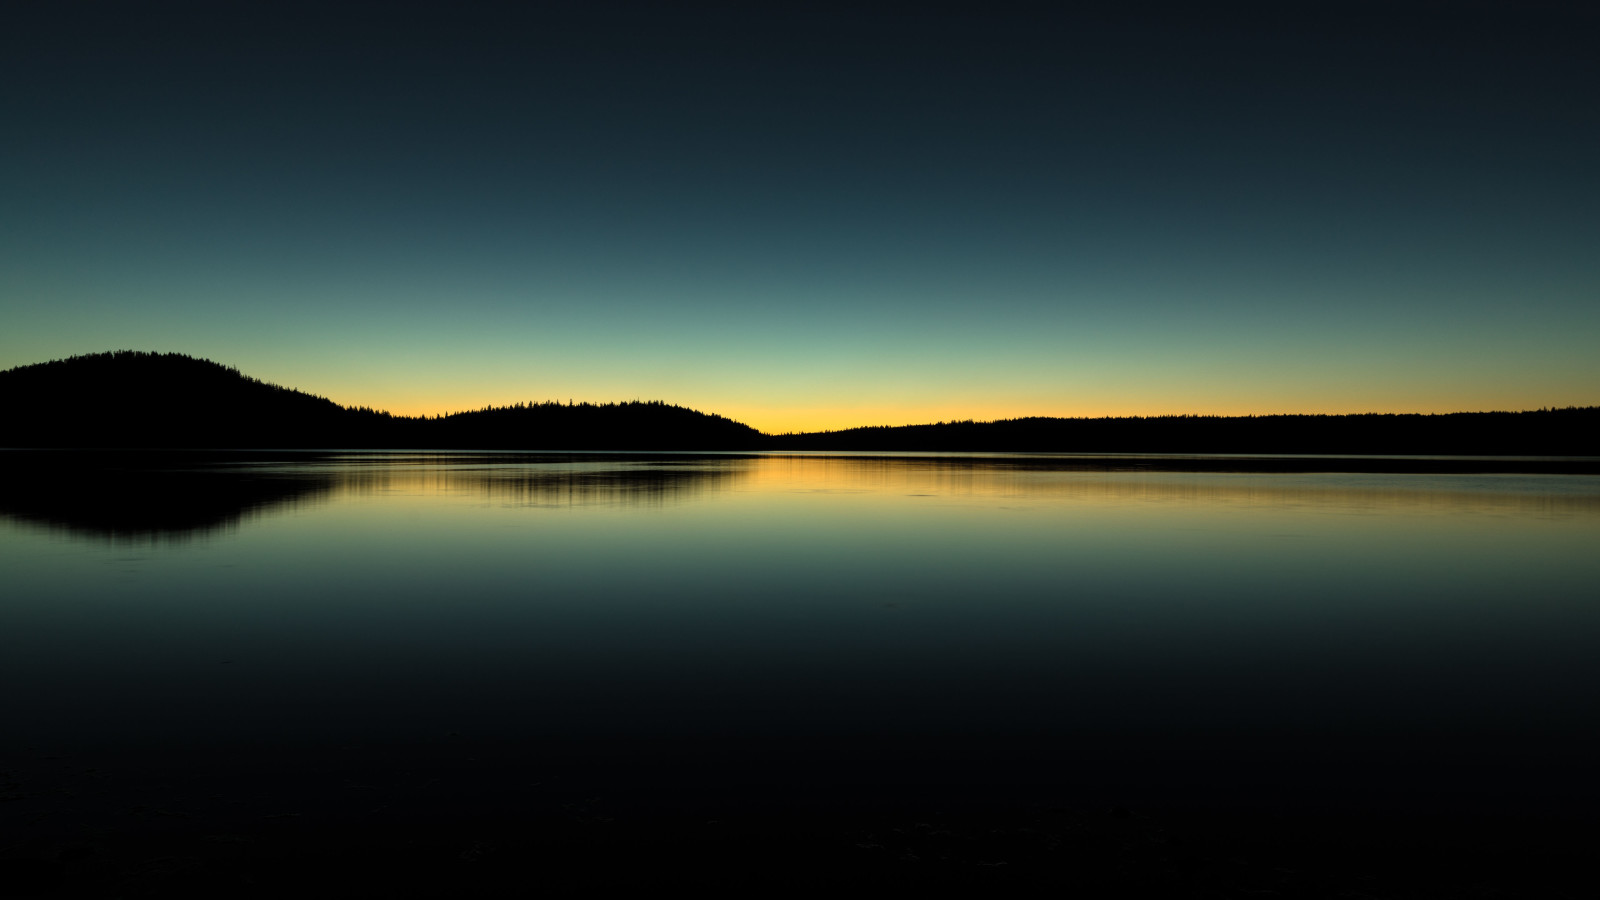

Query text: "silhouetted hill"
[2, 352, 1594, 454]
[0, 352, 764, 449]
[429, 401, 764, 449]
[0, 351, 363, 448]
[767, 410, 1600, 456]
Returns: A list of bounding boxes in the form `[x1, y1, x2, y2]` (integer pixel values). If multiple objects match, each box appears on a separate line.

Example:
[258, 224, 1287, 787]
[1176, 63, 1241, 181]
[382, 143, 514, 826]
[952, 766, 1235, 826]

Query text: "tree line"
[2, 352, 1594, 455]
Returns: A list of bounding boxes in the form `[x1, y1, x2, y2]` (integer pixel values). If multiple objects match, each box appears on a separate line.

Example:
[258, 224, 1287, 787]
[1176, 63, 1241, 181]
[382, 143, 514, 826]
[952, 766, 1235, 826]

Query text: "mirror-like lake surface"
[4, 451, 1599, 826]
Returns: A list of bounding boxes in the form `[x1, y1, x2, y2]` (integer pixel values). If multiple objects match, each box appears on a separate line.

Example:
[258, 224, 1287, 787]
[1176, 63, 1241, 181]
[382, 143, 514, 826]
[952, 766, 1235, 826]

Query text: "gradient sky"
[3, 1, 1596, 433]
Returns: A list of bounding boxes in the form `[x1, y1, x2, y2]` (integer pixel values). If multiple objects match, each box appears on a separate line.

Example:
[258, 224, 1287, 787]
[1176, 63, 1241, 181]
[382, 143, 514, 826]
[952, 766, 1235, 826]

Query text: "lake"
[4, 450, 1599, 886]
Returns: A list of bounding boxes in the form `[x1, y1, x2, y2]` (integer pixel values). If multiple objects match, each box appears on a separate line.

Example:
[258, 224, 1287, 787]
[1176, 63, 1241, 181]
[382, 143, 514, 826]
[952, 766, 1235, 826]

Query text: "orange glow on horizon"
[332, 397, 1583, 438]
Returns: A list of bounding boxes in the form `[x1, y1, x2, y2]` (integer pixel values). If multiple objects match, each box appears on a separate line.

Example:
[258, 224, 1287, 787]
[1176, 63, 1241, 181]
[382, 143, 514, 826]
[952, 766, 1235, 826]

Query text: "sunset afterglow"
[3, 4, 1593, 434]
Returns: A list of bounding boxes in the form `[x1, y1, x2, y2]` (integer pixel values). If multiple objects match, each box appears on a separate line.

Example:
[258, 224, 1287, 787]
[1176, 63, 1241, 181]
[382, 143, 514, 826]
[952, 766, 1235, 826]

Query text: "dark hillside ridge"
[0, 352, 764, 449]
[771, 410, 1598, 456]
[427, 400, 764, 450]
[2, 352, 352, 448]
[1, 352, 1594, 454]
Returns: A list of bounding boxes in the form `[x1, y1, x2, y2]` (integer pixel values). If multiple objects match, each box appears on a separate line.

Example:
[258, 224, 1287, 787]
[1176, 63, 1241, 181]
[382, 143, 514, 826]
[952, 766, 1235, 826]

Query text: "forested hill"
[2, 352, 353, 448]
[0, 352, 764, 449]
[2, 352, 1594, 454]
[768, 410, 1599, 456]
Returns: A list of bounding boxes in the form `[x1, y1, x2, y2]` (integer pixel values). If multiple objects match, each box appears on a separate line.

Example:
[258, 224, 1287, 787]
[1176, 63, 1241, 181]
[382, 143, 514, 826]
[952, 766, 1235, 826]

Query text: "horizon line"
[6, 350, 1595, 437]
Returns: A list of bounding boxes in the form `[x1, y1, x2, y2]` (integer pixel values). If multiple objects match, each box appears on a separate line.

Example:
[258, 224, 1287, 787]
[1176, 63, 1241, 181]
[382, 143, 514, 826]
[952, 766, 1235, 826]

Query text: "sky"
[2, 1, 1596, 434]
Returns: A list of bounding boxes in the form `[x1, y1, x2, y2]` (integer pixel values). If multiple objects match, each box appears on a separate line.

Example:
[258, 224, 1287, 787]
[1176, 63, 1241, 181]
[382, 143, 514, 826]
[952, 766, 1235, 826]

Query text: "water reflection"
[745, 453, 1600, 518]
[4, 451, 1598, 542]
[2, 450, 1599, 825]
[0, 452, 762, 541]
[309, 453, 754, 508]
[0, 454, 335, 542]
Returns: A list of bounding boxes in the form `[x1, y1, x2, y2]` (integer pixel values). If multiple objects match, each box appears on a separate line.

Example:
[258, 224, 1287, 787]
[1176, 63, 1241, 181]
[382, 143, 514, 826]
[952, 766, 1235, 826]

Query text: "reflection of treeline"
[3, 352, 1595, 454]
[327, 455, 749, 507]
[0, 451, 335, 541]
[0, 451, 751, 540]
[769, 410, 1598, 455]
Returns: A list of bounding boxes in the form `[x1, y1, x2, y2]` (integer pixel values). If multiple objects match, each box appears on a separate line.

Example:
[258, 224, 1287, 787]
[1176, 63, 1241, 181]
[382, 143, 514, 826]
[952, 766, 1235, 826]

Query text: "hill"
[0, 352, 763, 449]
[770, 410, 1600, 456]
[1, 351, 1594, 454]
[425, 400, 764, 450]
[0, 351, 361, 448]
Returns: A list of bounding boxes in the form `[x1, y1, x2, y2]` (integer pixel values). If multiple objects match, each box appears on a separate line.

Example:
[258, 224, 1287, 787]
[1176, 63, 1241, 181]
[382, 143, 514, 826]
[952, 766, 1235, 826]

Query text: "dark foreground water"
[4, 451, 1599, 890]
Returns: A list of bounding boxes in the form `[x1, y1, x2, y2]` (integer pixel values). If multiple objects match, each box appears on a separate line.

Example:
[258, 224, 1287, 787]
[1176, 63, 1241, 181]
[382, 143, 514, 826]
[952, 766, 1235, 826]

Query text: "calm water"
[4, 451, 1599, 819]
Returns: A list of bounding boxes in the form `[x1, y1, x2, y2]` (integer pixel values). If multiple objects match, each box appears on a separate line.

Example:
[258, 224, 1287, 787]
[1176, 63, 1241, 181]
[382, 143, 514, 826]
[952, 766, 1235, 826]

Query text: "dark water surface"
[4, 451, 1599, 847]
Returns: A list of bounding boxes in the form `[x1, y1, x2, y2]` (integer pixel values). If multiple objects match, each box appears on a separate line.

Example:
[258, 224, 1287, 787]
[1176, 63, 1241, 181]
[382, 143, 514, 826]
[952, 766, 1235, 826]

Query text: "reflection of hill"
[320, 453, 753, 508]
[0, 452, 755, 541]
[6, 452, 1595, 543]
[0, 452, 336, 542]
[757, 454, 1600, 517]
[763, 452, 1600, 476]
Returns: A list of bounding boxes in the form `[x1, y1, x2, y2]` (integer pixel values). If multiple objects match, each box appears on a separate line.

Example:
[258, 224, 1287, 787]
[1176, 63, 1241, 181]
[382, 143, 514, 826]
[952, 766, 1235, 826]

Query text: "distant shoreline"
[4, 352, 1596, 457]
[5, 447, 1599, 475]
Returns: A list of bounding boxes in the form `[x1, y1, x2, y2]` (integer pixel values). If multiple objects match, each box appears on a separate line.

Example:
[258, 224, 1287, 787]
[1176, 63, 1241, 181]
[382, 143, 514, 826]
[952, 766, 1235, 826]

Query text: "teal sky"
[3, 2, 1596, 433]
